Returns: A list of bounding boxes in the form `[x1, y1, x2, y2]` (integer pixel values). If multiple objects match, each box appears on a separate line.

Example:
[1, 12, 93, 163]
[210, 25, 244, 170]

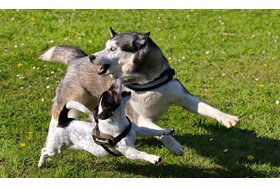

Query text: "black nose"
[89, 55, 96, 62]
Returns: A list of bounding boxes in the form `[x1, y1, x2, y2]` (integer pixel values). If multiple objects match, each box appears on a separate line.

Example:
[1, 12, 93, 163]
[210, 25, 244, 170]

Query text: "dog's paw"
[149, 155, 162, 165]
[161, 136, 184, 156]
[219, 114, 240, 128]
[38, 160, 44, 168]
[163, 128, 175, 135]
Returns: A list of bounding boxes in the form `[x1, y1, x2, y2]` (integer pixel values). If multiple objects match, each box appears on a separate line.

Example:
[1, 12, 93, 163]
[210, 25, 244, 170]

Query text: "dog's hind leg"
[171, 80, 240, 128]
[118, 146, 162, 164]
[38, 148, 57, 168]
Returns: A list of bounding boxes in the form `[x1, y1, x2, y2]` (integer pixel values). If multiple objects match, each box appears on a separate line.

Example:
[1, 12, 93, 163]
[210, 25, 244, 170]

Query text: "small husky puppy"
[40, 28, 239, 155]
[38, 79, 174, 167]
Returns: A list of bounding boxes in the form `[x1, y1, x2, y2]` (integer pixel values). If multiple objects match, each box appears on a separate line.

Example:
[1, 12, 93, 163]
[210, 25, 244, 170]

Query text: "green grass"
[0, 10, 279, 178]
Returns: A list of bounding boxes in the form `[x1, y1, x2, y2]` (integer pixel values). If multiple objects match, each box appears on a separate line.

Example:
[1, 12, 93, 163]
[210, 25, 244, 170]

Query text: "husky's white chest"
[128, 88, 172, 121]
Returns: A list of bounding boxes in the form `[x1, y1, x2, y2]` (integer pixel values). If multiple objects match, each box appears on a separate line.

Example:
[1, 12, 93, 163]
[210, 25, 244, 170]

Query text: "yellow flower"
[17, 63, 23, 67]
[19, 143, 26, 148]
[27, 131, 33, 136]
[258, 83, 265, 88]
[262, 63, 269, 68]
[31, 17, 36, 22]
[247, 154, 254, 161]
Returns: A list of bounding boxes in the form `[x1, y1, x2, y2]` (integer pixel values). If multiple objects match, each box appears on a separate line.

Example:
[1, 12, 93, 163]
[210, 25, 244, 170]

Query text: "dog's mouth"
[97, 64, 111, 75]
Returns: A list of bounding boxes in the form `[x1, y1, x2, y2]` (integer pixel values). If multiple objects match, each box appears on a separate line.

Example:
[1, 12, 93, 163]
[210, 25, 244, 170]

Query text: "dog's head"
[89, 27, 168, 84]
[93, 78, 131, 122]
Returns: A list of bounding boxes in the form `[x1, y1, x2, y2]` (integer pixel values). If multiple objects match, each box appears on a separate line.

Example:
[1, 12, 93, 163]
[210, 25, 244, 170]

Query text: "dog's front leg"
[136, 126, 174, 137]
[171, 80, 240, 128]
[118, 145, 161, 164]
[137, 117, 184, 155]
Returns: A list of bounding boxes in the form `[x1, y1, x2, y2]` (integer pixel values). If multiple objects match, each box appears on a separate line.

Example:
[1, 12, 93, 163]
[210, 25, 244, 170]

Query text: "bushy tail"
[39, 45, 87, 65]
[66, 101, 93, 116]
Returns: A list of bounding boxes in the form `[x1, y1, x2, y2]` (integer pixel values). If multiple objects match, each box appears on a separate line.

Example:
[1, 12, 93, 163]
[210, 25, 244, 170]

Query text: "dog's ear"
[133, 32, 150, 49]
[110, 27, 117, 38]
[98, 108, 115, 120]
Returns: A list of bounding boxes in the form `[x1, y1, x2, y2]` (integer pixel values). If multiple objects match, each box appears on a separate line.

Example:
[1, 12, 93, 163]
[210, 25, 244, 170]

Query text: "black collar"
[126, 68, 175, 92]
[92, 117, 132, 156]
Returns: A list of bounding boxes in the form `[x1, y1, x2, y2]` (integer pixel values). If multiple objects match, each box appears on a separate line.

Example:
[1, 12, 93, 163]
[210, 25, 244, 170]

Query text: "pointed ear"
[110, 27, 117, 38]
[136, 32, 150, 47]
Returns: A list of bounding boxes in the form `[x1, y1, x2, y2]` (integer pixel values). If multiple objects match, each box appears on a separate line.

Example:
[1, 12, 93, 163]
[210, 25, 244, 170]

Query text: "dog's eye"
[110, 47, 117, 52]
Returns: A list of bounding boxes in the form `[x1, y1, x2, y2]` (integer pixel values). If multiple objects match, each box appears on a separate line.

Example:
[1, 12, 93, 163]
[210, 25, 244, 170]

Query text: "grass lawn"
[0, 10, 279, 178]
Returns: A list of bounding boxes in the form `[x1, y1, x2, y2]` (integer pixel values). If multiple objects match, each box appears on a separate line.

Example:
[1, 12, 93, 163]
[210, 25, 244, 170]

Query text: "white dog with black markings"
[38, 79, 174, 167]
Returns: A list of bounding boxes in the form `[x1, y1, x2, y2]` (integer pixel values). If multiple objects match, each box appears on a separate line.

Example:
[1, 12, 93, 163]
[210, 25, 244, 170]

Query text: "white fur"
[124, 79, 240, 155]
[66, 101, 93, 116]
[38, 95, 174, 167]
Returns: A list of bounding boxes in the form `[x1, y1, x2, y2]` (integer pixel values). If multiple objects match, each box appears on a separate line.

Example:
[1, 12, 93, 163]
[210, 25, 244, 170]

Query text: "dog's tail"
[66, 101, 93, 116]
[39, 45, 87, 65]
[57, 105, 73, 128]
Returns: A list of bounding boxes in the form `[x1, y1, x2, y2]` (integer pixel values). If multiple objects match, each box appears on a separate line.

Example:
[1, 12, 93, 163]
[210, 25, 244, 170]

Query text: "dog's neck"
[97, 107, 130, 137]
[124, 66, 175, 92]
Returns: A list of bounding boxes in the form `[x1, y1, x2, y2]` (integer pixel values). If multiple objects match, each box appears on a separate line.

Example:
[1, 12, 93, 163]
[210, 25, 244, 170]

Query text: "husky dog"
[40, 28, 239, 155]
[38, 79, 174, 167]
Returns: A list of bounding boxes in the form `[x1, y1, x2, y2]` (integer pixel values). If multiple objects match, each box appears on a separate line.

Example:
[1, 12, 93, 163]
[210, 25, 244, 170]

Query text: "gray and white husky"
[40, 27, 239, 155]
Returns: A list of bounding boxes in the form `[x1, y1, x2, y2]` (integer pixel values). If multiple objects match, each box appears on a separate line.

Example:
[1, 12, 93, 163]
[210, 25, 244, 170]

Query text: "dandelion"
[258, 83, 265, 88]
[16, 74, 20, 78]
[233, 70, 239, 75]
[262, 63, 269, 68]
[41, 98, 45, 102]
[276, 100, 279, 105]
[14, 45, 18, 48]
[51, 71, 54, 74]
[247, 154, 254, 161]
[88, 40, 92, 44]
[46, 77, 49, 80]
[205, 51, 210, 55]
[11, 17, 15, 21]
[49, 40, 54, 44]
[16, 63, 23, 67]
[19, 143, 26, 148]
[27, 131, 33, 136]
[31, 17, 36, 21]
[46, 85, 50, 89]
[222, 73, 226, 76]
[32, 66, 36, 70]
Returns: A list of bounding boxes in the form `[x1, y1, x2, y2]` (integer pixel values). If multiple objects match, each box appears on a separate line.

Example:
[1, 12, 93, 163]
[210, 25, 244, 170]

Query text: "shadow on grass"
[117, 124, 280, 177]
